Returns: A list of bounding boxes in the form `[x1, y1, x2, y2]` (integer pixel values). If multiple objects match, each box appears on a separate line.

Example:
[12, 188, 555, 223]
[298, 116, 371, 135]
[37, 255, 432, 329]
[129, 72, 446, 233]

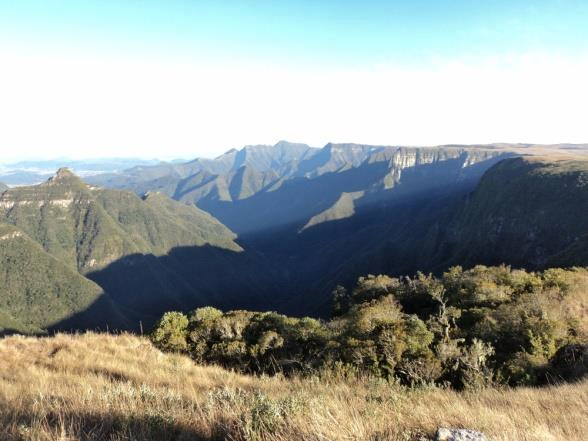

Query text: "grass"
[0, 333, 586, 441]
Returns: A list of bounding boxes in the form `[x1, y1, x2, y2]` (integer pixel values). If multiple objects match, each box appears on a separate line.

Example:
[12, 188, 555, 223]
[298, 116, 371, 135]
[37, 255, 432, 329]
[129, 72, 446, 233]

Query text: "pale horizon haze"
[1, 1, 587, 161]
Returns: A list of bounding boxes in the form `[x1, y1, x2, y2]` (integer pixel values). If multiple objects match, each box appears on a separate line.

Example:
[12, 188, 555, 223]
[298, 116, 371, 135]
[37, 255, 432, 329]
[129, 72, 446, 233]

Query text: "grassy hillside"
[140, 191, 240, 252]
[0, 224, 125, 333]
[0, 332, 586, 441]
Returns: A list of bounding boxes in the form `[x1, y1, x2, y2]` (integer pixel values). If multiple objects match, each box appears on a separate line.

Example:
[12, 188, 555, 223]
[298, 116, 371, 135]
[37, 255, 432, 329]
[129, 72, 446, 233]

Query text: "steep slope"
[0, 170, 261, 327]
[89, 142, 588, 210]
[179, 140, 317, 175]
[174, 170, 232, 202]
[302, 191, 364, 230]
[295, 143, 382, 177]
[257, 154, 588, 315]
[90, 141, 316, 196]
[172, 166, 280, 204]
[226, 166, 279, 200]
[222, 140, 317, 173]
[0, 169, 142, 270]
[200, 147, 510, 234]
[223, 149, 511, 315]
[141, 191, 240, 249]
[0, 168, 240, 272]
[90, 143, 523, 235]
[87, 145, 517, 317]
[96, 143, 519, 236]
[429, 157, 588, 269]
[0, 224, 125, 333]
[292, 156, 588, 314]
[87, 162, 201, 197]
[10, 147, 588, 324]
[0, 182, 7, 193]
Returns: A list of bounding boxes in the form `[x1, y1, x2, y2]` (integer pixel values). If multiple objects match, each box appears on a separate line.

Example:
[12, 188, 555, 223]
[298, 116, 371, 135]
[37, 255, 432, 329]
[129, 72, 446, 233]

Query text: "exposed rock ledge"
[436, 428, 488, 441]
[0, 231, 23, 241]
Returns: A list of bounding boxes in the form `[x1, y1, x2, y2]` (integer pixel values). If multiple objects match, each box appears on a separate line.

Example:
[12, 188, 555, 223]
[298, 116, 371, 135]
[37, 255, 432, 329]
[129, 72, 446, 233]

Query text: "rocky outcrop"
[436, 428, 488, 441]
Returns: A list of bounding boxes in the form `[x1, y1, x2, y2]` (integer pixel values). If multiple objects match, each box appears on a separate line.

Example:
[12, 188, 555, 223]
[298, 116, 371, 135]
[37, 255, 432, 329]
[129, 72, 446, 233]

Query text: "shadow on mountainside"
[198, 153, 511, 235]
[49, 243, 282, 333]
[236, 190, 466, 317]
[48, 293, 133, 334]
[50, 154, 538, 331]
[198, 160, 393, 234]
[233, 156, 510, 316]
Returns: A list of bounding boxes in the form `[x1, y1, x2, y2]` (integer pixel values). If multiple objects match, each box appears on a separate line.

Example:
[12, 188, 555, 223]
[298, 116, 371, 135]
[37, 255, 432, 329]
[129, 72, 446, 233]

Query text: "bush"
[151, 266, 588, 388]
[548, 344, 588, 382]
[151, 311, 189, 352]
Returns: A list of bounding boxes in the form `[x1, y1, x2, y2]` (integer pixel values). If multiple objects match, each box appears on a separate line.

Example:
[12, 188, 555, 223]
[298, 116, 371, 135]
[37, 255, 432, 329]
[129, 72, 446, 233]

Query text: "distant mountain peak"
[325, 142, 373, 150]
[47, 167, 81, 185]
[56, 167, 74, 177]
[274, 140, 305, 148]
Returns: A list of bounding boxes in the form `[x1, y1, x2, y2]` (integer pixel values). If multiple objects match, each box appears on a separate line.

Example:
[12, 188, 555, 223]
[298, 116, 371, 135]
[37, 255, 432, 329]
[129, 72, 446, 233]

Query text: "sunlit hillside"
[0, 333, 586, 441]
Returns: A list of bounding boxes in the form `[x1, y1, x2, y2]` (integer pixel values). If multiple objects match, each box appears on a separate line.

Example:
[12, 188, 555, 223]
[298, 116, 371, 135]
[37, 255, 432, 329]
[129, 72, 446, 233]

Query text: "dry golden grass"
[0, 333, 586, 441]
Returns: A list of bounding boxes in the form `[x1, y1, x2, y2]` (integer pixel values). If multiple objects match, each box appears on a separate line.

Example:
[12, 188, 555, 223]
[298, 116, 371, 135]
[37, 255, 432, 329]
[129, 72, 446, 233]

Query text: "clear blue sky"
[0, 0, 587, 159]
[2, 1, 587, 66]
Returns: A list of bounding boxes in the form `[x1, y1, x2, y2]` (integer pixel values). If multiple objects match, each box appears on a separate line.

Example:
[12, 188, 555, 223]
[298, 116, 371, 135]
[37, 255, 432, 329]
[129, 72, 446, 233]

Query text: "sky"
[0, 0, 587, 160]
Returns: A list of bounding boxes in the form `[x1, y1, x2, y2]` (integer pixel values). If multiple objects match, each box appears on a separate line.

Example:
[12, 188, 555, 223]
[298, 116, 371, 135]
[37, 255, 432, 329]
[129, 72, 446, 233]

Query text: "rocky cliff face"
[428, 157, 588, 269]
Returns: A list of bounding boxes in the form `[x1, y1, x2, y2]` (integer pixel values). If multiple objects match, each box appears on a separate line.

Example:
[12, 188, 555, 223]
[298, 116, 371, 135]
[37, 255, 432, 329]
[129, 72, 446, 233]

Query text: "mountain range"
[2, 141, 588, 332]
[0, 158, 175, 187]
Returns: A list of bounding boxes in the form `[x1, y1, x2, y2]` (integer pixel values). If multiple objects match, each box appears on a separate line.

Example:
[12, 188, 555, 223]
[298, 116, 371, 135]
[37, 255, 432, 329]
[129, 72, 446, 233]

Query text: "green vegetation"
[0, 168, 241, 273]
[152, 265, 588, 388]
[0, 169, 245, 333]
[4, 155, 588, 337]
[442, 157, 588, 269]
[0, 224, 123, 333]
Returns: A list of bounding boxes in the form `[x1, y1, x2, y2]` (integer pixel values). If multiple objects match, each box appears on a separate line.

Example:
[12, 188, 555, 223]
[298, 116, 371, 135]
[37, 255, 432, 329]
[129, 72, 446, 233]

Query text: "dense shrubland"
[151, 265, 588, 388]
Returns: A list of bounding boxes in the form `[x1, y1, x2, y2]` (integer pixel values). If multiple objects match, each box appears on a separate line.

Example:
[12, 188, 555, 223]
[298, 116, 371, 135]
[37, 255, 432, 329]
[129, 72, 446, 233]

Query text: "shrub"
[548, 343, 588, 382]
[151, 266, 588, 388]
[150, 311, 189, 352]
